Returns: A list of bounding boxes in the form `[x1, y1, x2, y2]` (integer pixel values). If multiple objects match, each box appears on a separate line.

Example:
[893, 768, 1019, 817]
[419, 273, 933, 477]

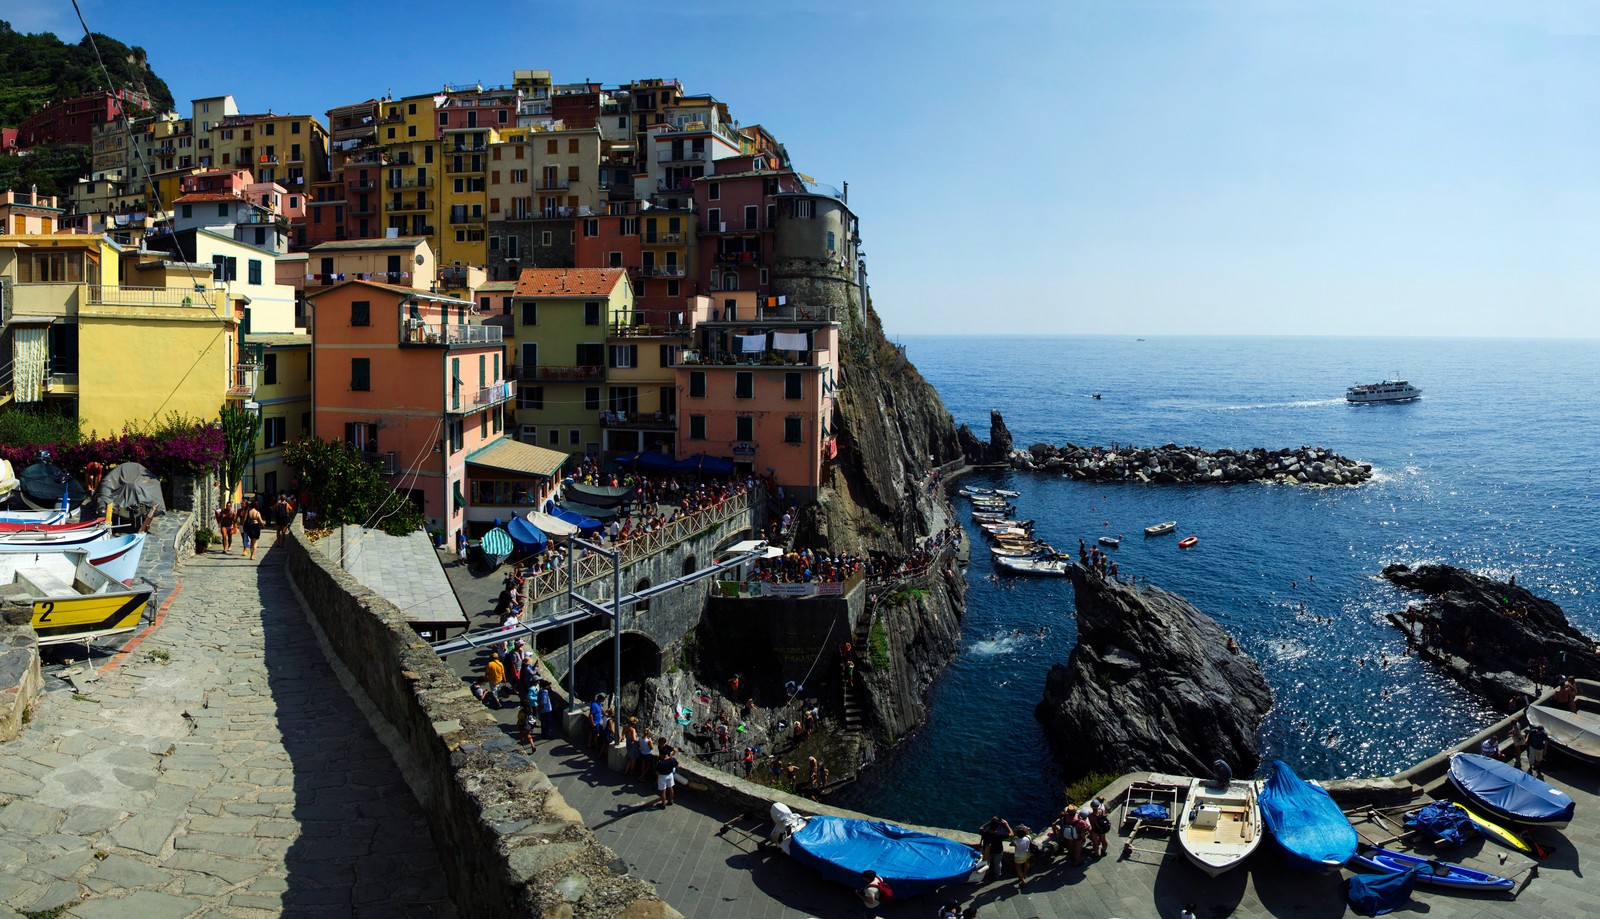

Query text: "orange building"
[308, 280, 563, 544]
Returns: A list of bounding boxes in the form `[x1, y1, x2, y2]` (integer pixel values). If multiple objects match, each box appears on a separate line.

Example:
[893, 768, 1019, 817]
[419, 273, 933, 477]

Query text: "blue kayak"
[1449, 753, 1575, 828]
[783, 815, 983, 898]
[1259, 760, 1359, 871]
[1350, 846, 1515, 893]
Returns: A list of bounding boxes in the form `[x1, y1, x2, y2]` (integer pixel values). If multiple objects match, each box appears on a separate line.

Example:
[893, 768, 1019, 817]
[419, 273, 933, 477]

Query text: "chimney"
[841, 181, 848, 204]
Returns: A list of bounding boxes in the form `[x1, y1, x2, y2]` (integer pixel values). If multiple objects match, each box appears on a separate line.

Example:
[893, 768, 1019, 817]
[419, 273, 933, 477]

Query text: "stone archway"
[569, 631, 664, 711]
[634, 577, 651, 614]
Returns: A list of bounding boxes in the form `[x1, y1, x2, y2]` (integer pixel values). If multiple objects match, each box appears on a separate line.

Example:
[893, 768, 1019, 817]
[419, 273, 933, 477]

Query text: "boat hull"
[1448, 753, 1574, 828]
[1349, 847, 1514, 892]
[1525, 705, 1600, 765]
[1178, 778, 1263, 877]
[1258, 761, 1359, 873]
[780, 815, 985, 898]
[1145, 521, 1176, 537]
[1448, 803, 1531, 854]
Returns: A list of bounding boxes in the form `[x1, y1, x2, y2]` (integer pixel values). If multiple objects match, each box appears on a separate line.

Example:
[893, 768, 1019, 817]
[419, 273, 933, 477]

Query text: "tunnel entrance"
[570, 632, 664, 713]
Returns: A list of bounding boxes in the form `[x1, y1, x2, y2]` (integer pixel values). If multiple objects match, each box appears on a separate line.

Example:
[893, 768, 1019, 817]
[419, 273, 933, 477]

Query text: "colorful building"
[308, 280, 552, 543]
[378, 93, 442, 241]
[507, 268, 632, 457]
[0, 190, 64, 235]
[9, 89, 151, 151]
[306, 237, 435, 291]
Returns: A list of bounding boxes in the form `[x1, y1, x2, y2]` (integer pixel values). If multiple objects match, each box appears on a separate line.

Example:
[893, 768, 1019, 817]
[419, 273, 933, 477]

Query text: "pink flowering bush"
[0, 422, 225, 481]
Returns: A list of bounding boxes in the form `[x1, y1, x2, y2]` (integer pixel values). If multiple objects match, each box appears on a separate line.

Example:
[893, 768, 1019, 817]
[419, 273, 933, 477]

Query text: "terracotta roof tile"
[512, 268, 626, 298]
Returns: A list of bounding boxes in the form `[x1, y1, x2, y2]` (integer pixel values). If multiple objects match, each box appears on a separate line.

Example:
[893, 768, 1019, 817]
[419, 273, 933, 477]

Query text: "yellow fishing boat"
[0, 550, 151, 646]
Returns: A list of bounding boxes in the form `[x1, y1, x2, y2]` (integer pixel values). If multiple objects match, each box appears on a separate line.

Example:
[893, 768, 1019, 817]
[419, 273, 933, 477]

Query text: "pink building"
[309, 280, 563, 544]
[693, 155, 804, 301]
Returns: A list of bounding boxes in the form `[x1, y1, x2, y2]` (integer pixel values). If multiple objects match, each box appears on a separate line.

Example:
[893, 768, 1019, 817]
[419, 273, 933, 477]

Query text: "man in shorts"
[655, 743, 679, 807]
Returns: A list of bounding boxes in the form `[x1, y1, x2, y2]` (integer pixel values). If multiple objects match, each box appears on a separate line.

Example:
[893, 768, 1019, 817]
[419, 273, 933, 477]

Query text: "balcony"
[437, 268, 472, 287]
[599, 410, 675, 431]
[344, 151, 388, 166]
[607, 323, 690, 339]
[445, 159, 484, 174]
[448, 212, 485, 225]
[362, 450, 401, 475]
[467, 381, 516, 410]
[348, 180, 377, 192]
[387, 176, 434, 189]
[350, 205, 377, 216]
[714, 250, 762, 266]
[87, 285, 217, 309]
[535, 179, 571, 191]
[703, 221, 771, 234]
[401, 320, 504, 347]
[386, 199, 431, 212]
[380, 113, 406, 125]
[640, 265, 686, 278]
[515, 364, 603, 382]
[642, 233, 686, 246]
[447, 143, 488, 153]
[229, 364, 260, 397]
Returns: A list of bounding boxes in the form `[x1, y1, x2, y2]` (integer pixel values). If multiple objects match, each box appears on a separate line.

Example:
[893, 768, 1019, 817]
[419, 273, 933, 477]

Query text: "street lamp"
[243, 400, 262, 500]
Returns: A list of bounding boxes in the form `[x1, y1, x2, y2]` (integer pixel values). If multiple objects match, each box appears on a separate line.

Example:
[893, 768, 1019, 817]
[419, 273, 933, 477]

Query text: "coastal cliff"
[1383, 563, 1600, 705]
[1035, 565, 1273, 779]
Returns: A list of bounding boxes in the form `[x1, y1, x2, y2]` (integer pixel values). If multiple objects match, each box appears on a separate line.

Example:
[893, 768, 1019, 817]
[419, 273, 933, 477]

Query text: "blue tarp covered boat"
[506, 515, 547, 552]
[1449, 753, 1575, 828]
[1259, 760, 1359, 871]
[544, 501, 601, 533]
[1349, 846, 1515, 892]
[781, 814, 983, 898]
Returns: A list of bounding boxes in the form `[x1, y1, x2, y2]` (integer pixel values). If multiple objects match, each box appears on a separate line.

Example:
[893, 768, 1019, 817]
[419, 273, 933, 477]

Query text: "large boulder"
[988, 409, 1014, 460]
[1035, 565, 1273, 780]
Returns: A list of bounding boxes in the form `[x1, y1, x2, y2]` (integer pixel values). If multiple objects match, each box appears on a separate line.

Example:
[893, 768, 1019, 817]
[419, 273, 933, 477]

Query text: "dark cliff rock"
[1035, 565, 1273, 779]
[1382, 563, 1600, 704]
[989, 410, 1013, 460]
[957, 424, 988, 466]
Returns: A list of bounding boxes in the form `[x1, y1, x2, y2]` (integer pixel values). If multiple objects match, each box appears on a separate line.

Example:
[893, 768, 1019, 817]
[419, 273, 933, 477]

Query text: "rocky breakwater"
[1035, 565, 1273, 779]
[1383, 563, 1600, 706]
[1023, 441, 1372, 486]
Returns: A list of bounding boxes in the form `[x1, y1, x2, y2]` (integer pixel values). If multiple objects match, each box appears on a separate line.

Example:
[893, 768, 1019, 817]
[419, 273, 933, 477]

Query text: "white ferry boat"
[1346, 379, 1421, 403]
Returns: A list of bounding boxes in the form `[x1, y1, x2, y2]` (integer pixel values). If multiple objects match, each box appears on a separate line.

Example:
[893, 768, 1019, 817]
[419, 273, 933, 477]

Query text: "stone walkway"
[0, 534, 456, 919]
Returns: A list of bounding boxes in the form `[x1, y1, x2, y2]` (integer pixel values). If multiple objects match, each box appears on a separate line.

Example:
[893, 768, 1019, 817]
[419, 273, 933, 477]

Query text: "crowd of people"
[747, 525, 963, 586]
[212, 490, 298, 560]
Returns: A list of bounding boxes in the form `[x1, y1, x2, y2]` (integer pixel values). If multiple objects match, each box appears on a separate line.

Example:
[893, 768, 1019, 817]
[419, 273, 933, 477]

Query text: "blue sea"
[834, 335, 1600, 833]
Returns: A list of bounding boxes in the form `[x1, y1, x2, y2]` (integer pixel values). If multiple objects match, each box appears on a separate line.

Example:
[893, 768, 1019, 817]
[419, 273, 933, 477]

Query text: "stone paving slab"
[0, 533, 457, 917]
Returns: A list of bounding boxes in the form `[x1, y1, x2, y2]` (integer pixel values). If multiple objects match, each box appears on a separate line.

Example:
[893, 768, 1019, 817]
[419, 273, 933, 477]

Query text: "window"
[607, 251, 622, 268]
[735, 372, 753, 399]
[540, 230, 552, 246]
[218, 203, 229, 217]
[350, 300, 370, 326]
[584, 387, 601, 410]
[248, 259, 262, 285]
[569, 429, 581, 446]
[301, 411, 311, 433]
[708, 181, 720, 201]
[292, 121, 301, 134]
[666, 280, 679, 297]
[439, 113, 449, 126]
[609, 345, 637, 368]
[263, 417, 288, 448]
[827, 230, 837, 252]
[181, 204, 192, 218]
[736, 416, 754, 441]
[488, 236, 500, 252]
[518, 386, 544, 409]
[577, 343, 604, 366]
[688, 371, 706, 398]
[451, 418, 464, 453]
[481, 411, 488, 438]
[744, 205, 758, 229]
[408, 102, 417, 115]
[508, 236, 520, 258]
[351, 358, 371, 390]
[785, 372, 802, 399]
[784, 416, 803, 444]
[689, 414, 706, 440]
[548, 429, 561, 446]
[212, 255, 237, 282]
[521, 302, 537, 326]
[520, 425, 538, 443]
[707, 207, 720, 228]
[583, 218, 598, 237]
[795, 199, 815, 218]
[263, 353, 279, 385]
[584, 302, 601, 325]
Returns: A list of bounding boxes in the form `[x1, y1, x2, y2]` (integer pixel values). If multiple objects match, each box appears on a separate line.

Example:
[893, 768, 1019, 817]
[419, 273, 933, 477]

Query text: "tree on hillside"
[284, 437, 425, 537]
[0, 20, 174, 126]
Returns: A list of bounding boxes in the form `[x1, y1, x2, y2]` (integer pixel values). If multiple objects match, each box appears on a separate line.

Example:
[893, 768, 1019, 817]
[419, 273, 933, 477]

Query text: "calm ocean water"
[835, 335, 1600, 833]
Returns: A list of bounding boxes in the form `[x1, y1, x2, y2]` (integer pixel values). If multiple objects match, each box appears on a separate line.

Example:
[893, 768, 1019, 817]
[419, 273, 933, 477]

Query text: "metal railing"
[598, 411, 675, 430]
[228, 364, 260, 396]
[386, 199, 430, 212]
[349, 180, 377, 191]
[473, 381, 516, 407]
[640, 265, 686, 277]
[642, 233, 686, 245]
[515, 364, 603, 382]
[401, 322, 504, 346]
[607, 323, 690, 339]
[387, 177, 434, 189]
[521, 491, 754, 604]
[88, 285, 216, 308]
[536, 180, 570, 190]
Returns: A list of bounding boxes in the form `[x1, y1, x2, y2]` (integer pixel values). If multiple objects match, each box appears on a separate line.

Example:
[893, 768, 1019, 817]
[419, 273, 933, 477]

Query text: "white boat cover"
[527, 510, 579, 537]
[1528, 705, 1600, 761]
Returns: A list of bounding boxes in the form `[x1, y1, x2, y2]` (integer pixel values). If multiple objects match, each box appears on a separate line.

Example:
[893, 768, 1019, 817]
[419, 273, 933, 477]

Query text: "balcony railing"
[437, 269, 472, 287]
[348, 180, 377, 191]
[473, 381, 516, 408]
[359, 450, 400, 475]
[536, 180, 570, 191]
[446, 160, 483, 174]
[401, 321, 504, 346]
[387, 177, 434, 189]
[88, 285, 217, 308]
[642, 233, 686, 245]
[599, 410, 675, 430]
[380, 113, 406, 125]
[448, 213, 484, 225]
[386, 199, 431, 212]
[350, 206, 377, 216]
[607, 323, 690, 339]
[640, 265, 686, 278]
[714, 250, 762, 266]
[703, 221, 772, 234]
[229, 364, 260, 397]
[514, 364, 604, 382]
[679, 350, 826, 368]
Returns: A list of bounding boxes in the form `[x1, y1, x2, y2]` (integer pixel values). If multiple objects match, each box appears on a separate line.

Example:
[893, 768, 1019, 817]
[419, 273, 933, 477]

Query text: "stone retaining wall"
[0, 590, 42, 743]
[281, 518, 677, 919]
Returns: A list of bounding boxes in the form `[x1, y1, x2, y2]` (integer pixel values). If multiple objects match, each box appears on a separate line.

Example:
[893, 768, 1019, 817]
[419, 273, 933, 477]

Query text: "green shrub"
[1062, 771, 1121, 809]
[869, 619, 890, 670]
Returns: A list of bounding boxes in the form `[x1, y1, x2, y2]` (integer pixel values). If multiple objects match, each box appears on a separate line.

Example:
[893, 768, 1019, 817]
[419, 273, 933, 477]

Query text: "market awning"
[467, 439, 567, 479]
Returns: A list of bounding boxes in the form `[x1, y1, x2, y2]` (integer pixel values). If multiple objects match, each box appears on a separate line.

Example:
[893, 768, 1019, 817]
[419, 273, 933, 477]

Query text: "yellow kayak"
[1451, 802, 1532, 854]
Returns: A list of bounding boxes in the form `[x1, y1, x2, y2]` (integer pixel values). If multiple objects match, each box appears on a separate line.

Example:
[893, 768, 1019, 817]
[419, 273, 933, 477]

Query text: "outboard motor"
[769, 801, 809, 843]
[1210, 759, 1234, 788]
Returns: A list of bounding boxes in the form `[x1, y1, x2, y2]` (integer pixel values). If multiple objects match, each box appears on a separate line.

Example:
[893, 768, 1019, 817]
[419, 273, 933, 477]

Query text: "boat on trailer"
[1178, 774, 1263, 877]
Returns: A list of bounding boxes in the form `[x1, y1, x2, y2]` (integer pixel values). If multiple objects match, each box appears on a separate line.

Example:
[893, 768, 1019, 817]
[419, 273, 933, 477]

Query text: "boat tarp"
[544, 501, 601, 532]
[1528, 705, 1600, 761]
[506, 515, 547, 551]
[479, 528, 513, 561]
[787, 816, 978, 898]
[1449, 753, 1575, 824]
[19, 463, 88, 506]
[559, 500, 620, 522]
[1342, 865, 1422, 916]
[563, 483, 635, 509]
[1258, 760, 1359, 871]
[94, 462, 166, 517]
[1403, 802, 1477, 847]
[527, 511, 579, 538]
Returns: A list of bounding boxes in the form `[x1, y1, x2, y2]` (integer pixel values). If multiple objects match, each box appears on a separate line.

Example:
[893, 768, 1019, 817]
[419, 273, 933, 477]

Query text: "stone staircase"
[840, 616, 872, 733]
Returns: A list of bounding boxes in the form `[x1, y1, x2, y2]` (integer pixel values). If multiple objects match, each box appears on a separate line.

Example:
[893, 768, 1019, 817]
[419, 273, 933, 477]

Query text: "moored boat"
[477, 527, 513, 570]
[1448, 753, 1574, 828]
[1347, 379, 1422, 403]
[958, 487, 995, 497]
[994, 555, 1072, 576]
[1525, 704, 1600, 764]
[0, 509, 70, 525]
[15, 462, 89, 511]
[993, 489, 1020, 498]
[991, 544, 1049, 559]
[0, 519, 110, 548]
[771, 804, 985, 897]
[982, 526, 1032, 540]
[1177, 775, 1263, 876]
[0, 549, 152, 646]
[1348, 846, 1515, 893]
[1145, 520, 1177, 537]
[1097, 535, 1121, 548]
[1258, 760, 1358, 872]
[1178, 536, 1199, 549]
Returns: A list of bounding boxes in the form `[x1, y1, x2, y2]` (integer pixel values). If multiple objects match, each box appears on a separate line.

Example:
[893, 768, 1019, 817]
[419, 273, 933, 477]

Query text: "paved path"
[0, 534, 456, 919]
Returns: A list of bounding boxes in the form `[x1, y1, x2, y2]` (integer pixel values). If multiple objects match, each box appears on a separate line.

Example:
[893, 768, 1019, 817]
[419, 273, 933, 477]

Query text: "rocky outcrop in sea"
[1383, 563, 1600, 705]
[1035, 564, 1273, 780]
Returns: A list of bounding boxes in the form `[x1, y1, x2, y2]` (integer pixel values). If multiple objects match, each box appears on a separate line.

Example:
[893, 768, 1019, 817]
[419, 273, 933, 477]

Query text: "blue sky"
[15, 0, 1600, 338]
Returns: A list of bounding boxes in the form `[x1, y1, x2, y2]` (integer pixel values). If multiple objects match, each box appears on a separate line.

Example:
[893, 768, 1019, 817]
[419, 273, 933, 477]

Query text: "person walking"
[536, 680, 555, 738]
[214, 503, 236, 553]
[1527, 723, 1550, 778]
[240, 500, 266, 560]
[1011, 825, 1034, 888]
[855, 869, 890, 917]
[655, 743, 679, 807]
[482, 652, 505, 708]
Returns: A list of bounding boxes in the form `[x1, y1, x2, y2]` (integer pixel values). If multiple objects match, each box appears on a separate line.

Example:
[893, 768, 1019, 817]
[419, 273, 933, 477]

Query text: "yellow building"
[508, 267, 632, 457]
[242, 332, 312, 498]
[379, 93, 442, 240]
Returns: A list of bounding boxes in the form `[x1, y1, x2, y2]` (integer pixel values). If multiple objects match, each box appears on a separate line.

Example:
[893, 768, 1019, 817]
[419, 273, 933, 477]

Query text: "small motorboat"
[476, 527, 514, 570]
[1097, 535, 1121, 548]
[771, 804, 985, 897]
[1525, 704, 1600, 764]
[15, 462, 88, 511]
[0, 531, 148, 584]
[958, 487, 995, 497]
[992, 544, 1048, 559]
[982, 526, 1032, 541]
[1145, 521, 1177, 537]
[994, 555, 1072, 576]
[1177, 774, 1263, 876]
[0, 549, 152, 646]
[970, 511, 1011, 522]
[1448, 753, 1574, 828]
[1092, 392, 1102, 400]
[1178, 536, 1199, 549]
[1348, 846, 1515, 893]
[0, 519, 110, 549]
[993, 489, 1020, 498]
[0, 509, 69, 525]
[1258, 760, 1358, 872]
